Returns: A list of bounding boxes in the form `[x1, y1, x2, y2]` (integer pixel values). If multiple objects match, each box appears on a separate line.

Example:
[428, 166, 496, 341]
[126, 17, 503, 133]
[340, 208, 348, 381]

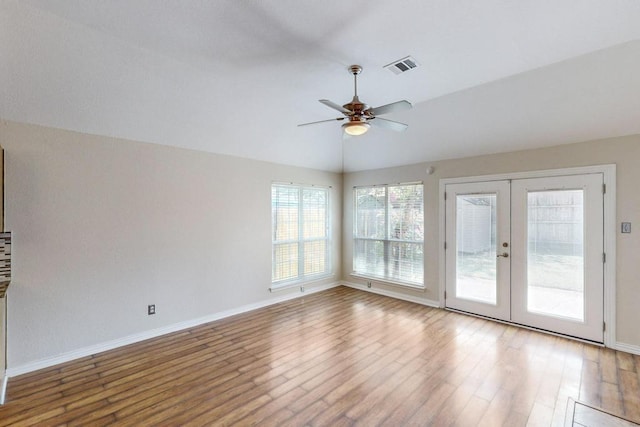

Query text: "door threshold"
[445, 307, 604, 347]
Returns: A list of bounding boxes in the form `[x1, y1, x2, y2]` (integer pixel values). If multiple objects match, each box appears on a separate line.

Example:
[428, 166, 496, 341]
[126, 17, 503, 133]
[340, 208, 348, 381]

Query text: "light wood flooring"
[1, 286, 639, 426]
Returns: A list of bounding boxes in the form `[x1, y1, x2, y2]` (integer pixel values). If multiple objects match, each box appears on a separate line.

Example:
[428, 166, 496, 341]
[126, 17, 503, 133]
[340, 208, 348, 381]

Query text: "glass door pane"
[456, 194, 497, 304]
[526, 190, 584, 321]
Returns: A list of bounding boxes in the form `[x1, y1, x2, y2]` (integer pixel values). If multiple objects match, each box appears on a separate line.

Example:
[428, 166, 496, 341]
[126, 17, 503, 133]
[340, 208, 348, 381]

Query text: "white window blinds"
[353, 183, 424, 287]
[272, 184, 330, 286]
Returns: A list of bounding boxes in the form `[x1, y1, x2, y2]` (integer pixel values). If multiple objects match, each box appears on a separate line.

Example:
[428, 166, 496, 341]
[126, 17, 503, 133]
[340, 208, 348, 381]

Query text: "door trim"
[438, 165, 616, 347]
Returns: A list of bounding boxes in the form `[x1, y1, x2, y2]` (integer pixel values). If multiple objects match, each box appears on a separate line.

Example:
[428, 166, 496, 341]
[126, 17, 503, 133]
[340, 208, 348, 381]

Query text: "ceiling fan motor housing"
[343, 96, 369, 117]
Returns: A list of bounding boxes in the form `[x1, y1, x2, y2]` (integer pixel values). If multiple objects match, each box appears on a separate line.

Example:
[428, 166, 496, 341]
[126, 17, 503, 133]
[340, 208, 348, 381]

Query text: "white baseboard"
[614, 341, 640, 356]
[6, 281, 340, 378]
[0, 372, 7, 405]
[342, 280, 440, 308]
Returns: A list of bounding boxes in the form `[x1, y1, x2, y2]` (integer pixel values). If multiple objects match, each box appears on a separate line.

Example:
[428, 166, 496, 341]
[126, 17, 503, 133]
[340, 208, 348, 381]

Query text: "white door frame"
[439, 165, 616, 347]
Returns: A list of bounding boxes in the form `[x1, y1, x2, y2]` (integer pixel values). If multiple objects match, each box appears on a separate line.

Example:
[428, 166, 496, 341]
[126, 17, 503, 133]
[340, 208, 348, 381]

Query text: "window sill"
[350, 273, 425, 291]
[269, 274, 333, 293]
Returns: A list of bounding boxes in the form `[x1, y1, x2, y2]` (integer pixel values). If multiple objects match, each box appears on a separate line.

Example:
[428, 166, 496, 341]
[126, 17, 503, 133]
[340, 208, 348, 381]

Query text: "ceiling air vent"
[384, 56, 419, 75]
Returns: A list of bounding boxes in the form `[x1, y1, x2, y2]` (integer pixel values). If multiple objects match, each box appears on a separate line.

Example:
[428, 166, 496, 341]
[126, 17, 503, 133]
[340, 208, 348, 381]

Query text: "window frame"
[271, 183, 331, 289]
[352, 182, 424, 288]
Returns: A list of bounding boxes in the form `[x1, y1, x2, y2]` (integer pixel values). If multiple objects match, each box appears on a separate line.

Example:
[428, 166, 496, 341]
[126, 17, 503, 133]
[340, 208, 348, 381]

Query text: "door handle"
[497, 252, 509, 258]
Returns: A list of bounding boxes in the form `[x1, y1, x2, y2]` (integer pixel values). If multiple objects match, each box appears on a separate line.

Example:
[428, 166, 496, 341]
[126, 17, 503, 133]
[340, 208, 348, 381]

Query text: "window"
[353, 183, 424, 287]
[272, 183, 330, 287]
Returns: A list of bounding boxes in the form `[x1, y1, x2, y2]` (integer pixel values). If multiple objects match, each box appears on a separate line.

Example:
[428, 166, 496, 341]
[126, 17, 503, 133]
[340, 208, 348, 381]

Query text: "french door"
[445, 174, 604, 342]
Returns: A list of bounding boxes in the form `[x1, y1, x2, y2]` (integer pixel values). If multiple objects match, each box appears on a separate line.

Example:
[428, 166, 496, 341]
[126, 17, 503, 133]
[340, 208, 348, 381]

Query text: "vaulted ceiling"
[2, 1, 640, 172]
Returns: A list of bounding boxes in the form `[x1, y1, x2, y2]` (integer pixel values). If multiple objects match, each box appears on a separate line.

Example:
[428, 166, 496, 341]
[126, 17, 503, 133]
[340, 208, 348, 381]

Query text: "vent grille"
[384, 56, 419, 75]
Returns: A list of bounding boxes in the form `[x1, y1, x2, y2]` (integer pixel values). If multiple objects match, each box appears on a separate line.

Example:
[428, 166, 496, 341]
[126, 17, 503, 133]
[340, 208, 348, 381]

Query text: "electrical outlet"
[148, 304, 156, 315]
[622, 222, 632, 233]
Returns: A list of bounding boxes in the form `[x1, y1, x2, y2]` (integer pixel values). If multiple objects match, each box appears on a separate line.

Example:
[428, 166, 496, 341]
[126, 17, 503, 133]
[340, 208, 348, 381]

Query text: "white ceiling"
[1, 0, 640, 172]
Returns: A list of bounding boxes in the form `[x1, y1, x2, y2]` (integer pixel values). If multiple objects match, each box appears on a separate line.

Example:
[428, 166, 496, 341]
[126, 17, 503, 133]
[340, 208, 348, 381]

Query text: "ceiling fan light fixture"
[342, 121, 370, 136]
[298, 64, 412, 135]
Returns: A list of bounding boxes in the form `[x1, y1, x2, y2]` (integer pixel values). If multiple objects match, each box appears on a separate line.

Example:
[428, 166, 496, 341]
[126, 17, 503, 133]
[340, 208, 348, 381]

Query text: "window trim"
[352, 182, 425, 288]
[271, 183, 331, 291]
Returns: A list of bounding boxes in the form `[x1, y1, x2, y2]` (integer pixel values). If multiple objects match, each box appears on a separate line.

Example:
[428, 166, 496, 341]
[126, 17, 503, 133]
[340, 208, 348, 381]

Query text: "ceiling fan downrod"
[349, 65, 362, 98]
[345, 65, 367, 116]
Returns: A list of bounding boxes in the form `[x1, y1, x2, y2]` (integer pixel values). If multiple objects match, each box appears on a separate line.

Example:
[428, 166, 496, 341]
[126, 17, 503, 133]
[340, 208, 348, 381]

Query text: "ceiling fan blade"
[298, 117, 345, 127]
[367, 100, 412, 116]
[370, 117, 408, 132]
[319, 99, 352, 114]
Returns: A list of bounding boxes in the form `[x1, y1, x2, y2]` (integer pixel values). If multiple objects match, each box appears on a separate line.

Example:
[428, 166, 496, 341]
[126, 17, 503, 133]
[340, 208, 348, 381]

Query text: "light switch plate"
[621, 222, 631, 233]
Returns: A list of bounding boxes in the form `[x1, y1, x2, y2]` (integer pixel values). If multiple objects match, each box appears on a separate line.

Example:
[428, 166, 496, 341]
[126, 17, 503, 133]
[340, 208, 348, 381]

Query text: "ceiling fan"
[298, 65, 412, 136]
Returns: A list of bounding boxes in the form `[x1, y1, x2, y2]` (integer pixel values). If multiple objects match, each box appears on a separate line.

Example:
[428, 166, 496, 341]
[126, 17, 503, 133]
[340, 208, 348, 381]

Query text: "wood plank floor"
[1, 286, 639, 426]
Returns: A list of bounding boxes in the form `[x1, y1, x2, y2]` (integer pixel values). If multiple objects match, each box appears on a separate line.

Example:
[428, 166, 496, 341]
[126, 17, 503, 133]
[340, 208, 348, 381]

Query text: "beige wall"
[0, 120, 342, 370]
[344, 135, 640, 348]
[2, 116, 639, 370]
